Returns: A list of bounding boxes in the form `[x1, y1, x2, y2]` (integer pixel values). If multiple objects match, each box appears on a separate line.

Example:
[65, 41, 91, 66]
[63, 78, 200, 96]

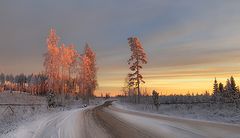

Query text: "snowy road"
[12, 107, 110, 138]
[11, 101, 240, 138]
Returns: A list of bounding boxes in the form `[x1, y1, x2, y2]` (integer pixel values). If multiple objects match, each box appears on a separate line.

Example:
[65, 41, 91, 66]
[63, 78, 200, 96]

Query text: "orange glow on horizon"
[95, 73, 240, 97]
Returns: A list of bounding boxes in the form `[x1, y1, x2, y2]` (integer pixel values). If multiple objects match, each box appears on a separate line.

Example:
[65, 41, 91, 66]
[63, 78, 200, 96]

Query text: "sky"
[1, 1, 240, 96]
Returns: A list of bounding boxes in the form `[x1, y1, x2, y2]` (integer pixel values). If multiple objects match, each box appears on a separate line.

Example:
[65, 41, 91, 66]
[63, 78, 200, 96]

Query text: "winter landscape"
[1, 1, 240, 138]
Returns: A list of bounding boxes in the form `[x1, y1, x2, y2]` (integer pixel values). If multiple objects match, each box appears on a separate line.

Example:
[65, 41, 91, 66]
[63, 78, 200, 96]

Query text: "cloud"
[1, 1, 240, 94]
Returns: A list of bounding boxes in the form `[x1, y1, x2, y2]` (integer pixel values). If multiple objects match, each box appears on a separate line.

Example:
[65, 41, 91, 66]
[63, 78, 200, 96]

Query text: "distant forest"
[120, 76, 240, 109]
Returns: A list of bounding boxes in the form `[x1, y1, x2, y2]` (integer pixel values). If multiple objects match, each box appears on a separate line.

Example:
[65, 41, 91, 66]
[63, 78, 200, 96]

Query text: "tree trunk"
[136, 56, 140, 104]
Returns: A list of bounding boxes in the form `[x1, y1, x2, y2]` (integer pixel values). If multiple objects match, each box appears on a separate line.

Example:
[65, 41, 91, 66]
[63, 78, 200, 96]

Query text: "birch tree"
[79, 54, 92, 104]
[59, 44, 78, 93]
[78, 44, 97, 104]
[64, 44, 78, 93]
[84, 43, 97, 97]
[44, 28, 60, 93]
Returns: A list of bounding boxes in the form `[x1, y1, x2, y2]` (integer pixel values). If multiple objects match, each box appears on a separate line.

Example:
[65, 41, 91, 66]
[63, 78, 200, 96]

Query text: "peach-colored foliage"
[43, 29, 97, 97]
[128, 37, 147, 103]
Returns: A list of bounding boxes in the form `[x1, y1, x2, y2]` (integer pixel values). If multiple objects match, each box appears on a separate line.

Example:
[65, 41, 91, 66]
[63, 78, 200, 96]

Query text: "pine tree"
[219, 83, 224, 93]
[225, 79, 232, 92]
[127, 37, 147, 104]
[225, 79, 233, 102]
[213, 78, 219, 95]
[230, 76, 237, 92]
[152, 90, 160, 110]
[230, 76, 239, 103]
[212, 78, 219, 102]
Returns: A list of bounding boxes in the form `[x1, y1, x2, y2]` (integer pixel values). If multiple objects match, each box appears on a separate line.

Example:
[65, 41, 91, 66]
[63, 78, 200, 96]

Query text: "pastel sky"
[1, 1, 240, 96]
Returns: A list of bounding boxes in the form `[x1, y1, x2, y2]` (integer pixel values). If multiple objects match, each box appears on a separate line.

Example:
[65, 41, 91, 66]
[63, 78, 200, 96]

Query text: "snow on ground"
[106, 104, 240, 138]
[0, 91, 45, 104]
[0, 91, 49, 136]
[116, 101, 240, 124]
[0, 91, 103, 137]
[6, 108, 85, 138]
[4, 105, 108, 138]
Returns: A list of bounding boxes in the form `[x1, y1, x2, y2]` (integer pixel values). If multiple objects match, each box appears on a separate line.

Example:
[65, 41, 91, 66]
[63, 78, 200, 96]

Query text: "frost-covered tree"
[213, 78, 219, 94]
[79, 54, 92, 104]
[0, 73, 5, 85]
[219, 83, 224, 93]
[41, 28, 99, 103]
[19, 73, 48, 95]
[27, 74, 33, 84]
[212, 78, 219, 102]
[224, 78, 236, 102]
[84, 43, 97, 97]
[122, 75, 131, 97]
[225, 79, 232, 92]
[44, 28, 60, 93]
[37, 73, 48, 95]
[67, 44, 79, 79]
[77, 44, 97, 104]
[6, 74, 14, 83]
[5, 75, 10, 82]
[0, 73, 5, 92]
[229, 76, 239, 103]
[44, 29, 80, 95]
[29, 74, 37, 94]
[47, 91, 56, 107]
[64, 44, 78, 93]
[127, 37, 147, 103]
[59, 44, 68, 93]
[152, 90, 160, 110]
[230, 76, 237, 92]
[14, 73, 27, 92]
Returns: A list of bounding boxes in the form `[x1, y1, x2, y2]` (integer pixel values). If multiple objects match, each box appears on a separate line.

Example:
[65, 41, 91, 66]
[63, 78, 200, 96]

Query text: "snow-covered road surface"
[11, 107, 109, 138]
[105, 102, 240, 138]
[8, 101, 240, 138]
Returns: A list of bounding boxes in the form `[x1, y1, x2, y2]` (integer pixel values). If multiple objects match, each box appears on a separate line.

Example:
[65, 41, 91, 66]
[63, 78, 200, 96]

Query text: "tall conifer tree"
[127, 37, 147, 104]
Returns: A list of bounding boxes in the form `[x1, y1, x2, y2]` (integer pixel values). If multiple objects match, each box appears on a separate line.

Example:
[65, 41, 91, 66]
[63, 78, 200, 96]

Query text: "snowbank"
[0, 91, 105, 137]
[0, 91, 49, 136]
[107, 103, 240, 138]
[116, 101, 240, 124]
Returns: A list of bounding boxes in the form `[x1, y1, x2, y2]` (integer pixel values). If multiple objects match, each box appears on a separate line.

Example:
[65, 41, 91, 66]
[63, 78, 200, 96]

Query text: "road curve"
[93, 101, 240, 138]
[11, 101, 240, 138]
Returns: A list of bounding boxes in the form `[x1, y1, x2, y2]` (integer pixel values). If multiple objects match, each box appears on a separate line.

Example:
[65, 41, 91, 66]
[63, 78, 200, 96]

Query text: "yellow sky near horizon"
[96, 76, 240, 96]
[96, 62, 240, 96]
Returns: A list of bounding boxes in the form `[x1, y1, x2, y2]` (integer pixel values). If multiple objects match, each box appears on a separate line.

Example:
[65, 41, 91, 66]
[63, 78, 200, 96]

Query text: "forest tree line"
[120, 76, 240, 108]
[212, 76, 240, 103]
[0, 73, 47, 95]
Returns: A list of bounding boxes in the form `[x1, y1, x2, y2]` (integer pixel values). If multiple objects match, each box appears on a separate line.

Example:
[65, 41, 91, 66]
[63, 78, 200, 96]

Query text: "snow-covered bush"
[152, 90, 159, 110]
[47, 91, 56, 107]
